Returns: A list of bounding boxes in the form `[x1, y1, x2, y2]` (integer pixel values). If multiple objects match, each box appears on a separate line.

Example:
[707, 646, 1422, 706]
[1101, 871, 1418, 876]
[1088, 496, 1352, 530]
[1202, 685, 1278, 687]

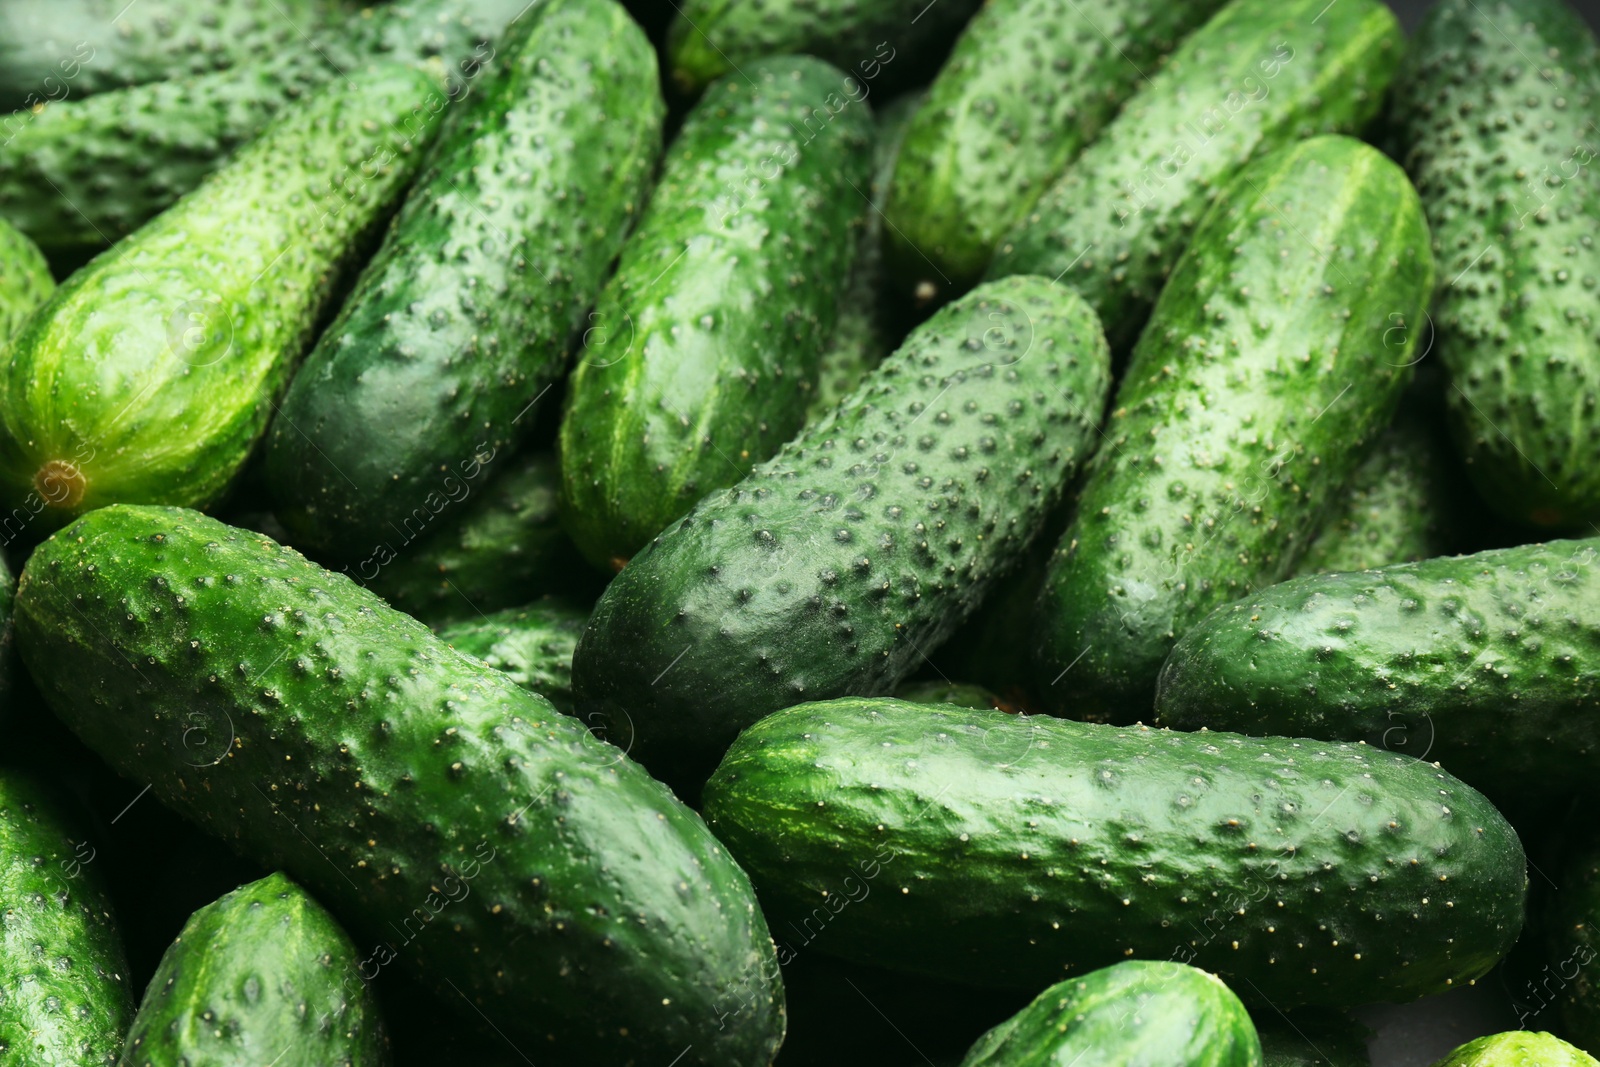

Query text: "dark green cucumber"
[958, 961, 1260, 1066]
[437, 598, 590, 715]
[558, 56, 873, 570]
[0, 770, 132, 1067]
[571, 275, 1112, 790]
[267, 0, 663, 559]
[1390, 0, 1600, 529]
[703, 697, 1527, 1008]
[358, 451, 602, 626]
[1031, 135, 1433, 718]
[1154, 537, 1600, 806]
[0, 64, 444, 529]
[0, 0, 529, 255]
[1429, 1033, 1597, 1067]
[120, 872, 386, 1067]
[15, 504, 784, 1066]
[1540, 833, 1600, 1051]
[884, 0, 1225, 297]
[986, 0, 1401, 348]
[1256, 1012, 1370, 1067]
[0, 217, 52, 340]
[894, 679, 1008, 711]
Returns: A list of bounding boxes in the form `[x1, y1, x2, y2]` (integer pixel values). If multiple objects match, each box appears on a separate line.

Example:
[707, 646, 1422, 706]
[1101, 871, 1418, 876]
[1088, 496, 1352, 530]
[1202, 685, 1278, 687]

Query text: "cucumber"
[986, 0, 1402, 348]
[1031, 135, 1434, 718]
[558, 56, 874, 570]
[1536, 830, 1600, 1050]
[894, 679, 1008, 710]
[266, 0, 664, 559]
[359, 452, 602, 627]
[571, 274, 1112, 790]
[959, 961, 1261, 1066]
[1429, 1033, 1598, 1067]
[15, 504, 785, 1066]
[436, 598, 590, 714]
[1154, 536, 1600, 806]
[120, 872, 387, 1067]
[0, 770, 133, 1067]
[0, 217, 53, 341]
[0, 63, 445, 530]
[702, 698, 1527, 1008]
[883, 0, 1226, 297]
[1389, 0, 1600, 529]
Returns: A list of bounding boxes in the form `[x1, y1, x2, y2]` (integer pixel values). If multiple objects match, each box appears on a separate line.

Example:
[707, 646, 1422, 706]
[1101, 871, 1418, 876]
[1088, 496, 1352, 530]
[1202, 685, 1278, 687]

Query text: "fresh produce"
[1537, 830, 1600, 1050]
[267, 0, 664, 559]
[558, 55, 873, 570]
[1031, 135, 1433, 718]
[0, 64, 445, 527]
[1428, 1032, 1598, 1067]
[957, 961, 1262, 1066]
[15, 505, 785, 1066]
[437, 598, 590, 714]
[119, 872, 387, 1067]
[884, 0, 1226, 297]
[1155, 537, 1600, 805]
[572, 275, 1112, 790]
[986, 0, 1402, 348]
[1390, 0, 1600, 529]
[703, 698, 1527, 1008]
[0, 217, 53, 340]
[0, 770, 133, 1067]
[0, 554, 13, 703]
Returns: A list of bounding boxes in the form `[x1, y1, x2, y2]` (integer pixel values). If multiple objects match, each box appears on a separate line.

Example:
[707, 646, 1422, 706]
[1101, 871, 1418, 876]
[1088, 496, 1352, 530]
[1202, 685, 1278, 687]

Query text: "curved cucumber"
[1154, 537, 1600, 806]
[0, 64, 444, 529]
[0, 770, 132, 1067]
[704, 698, 1526, 1008]
[558, 56, 873, 570]
[120, 872, 387, 1067]
[267, 0, 664, 559]
[0, 217, 53, 341]
[958, 961, 1261, 1066]
[571, 275, 1112, 790]
[1429, 1033, 1598, 1067]
[1031, 135, 1433, 718]
[436, 598, 590, 714]
[986, 0, 1401, 348]
[15, 504, 784, 1066]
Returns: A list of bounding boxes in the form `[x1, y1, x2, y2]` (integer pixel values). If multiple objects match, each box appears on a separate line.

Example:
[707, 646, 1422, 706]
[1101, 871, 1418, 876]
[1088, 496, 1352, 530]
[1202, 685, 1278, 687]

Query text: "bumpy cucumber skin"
[1031, 136, 1433, 719]
[1543, 835, 1600, 1052]
[1155, 537, 1600, 804]
[1429, 1033, 1598, 1067]
[894, 680, 1006, 710]
[986, 0, 1401, 349]
[0, 217, 53, 341]
[704, 698, 1526, 1007]
[0, 65, 443, 527]
[120, 872, 386, 1067]
[359, 452, 601, 627]
[267, 0, 664, 559]
[884, 0, 1225, 295]
[1390, 0, 1600, 529]
[15, 505, 785, 1067]
[559, 56, 873, 570]
[571, 275, 1112, 789]
[437, 598, 590, 715]
[958, 961, 1261, 1067]
[0, 771, 132, 1067]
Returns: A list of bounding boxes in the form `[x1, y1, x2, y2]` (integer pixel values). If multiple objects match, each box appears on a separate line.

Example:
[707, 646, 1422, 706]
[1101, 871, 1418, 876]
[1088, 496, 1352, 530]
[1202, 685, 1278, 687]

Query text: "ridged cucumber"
[1031, 135, 1433, 718]
[267, 0, 664, 559]
[986, 0, 1402, 348]
[15, 504, 784, 1066]
[1429, 1033, 1598, 1067]
[558, 56, 873, 569]
[437, 598, 590, 714]
[1389, 0, 1600, 528]
[120, 872, 386, 1067]
[571, 275, 1112, 790]
[0, 217, 53, 341]
[0, 64, 445, 529]
[1154, 536, 1600, 806]
[703, 697, 1527, 1007]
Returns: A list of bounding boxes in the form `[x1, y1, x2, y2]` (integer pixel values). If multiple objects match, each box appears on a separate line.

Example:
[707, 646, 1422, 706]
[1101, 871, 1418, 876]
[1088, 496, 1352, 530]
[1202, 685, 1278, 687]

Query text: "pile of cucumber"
[2, 0, 1599, 1063]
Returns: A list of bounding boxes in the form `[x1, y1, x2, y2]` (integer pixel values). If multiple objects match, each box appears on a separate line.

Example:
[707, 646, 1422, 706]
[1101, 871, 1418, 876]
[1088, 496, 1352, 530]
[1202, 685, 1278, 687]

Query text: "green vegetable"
[558, 56, 873, 570]
[267, 0, 664, 559]
[0, 770, 132, 1067]
[957, 961, 1261, 1066]
[1389, 0, 1600, 529]
[894, 679, 1007, 710]
[0, 217, 53, 340]
[703, 698, 1527, 1008]
[986, 0, 1402, 348]
[15, 504, 785, 1065]
[0, 63, 445, 529]
[1154, 536, 1600, 807]
[1031, 135, 1433, 718]
[119, 872, 387, 1067]
[572, 274, 1112, 790]
[437, 598, 590, 714]
[1428, 1033, 1598, 1067]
